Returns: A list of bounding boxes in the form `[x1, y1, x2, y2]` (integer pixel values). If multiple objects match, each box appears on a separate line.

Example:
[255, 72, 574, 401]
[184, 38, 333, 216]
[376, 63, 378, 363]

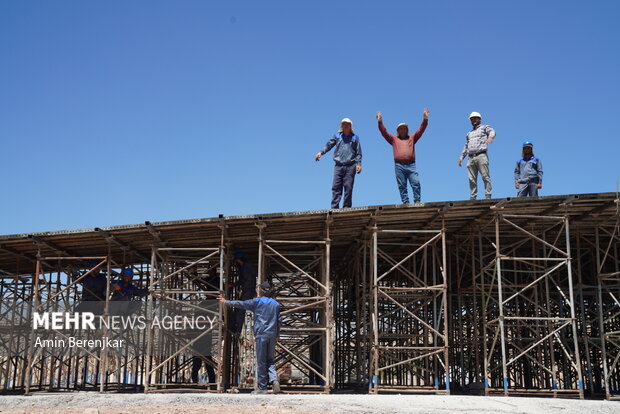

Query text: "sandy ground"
[0, 393, 619, 414]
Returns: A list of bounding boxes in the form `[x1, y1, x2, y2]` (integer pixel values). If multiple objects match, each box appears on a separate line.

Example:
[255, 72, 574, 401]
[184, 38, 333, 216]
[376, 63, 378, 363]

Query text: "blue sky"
[1, 1, 619, 234]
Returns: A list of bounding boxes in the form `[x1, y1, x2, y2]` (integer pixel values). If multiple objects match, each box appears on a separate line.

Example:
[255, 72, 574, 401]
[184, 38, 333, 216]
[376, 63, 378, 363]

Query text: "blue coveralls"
[226, 296, 281, 390]
[514, 156, 543, 197]
[318, 133, 363, 209]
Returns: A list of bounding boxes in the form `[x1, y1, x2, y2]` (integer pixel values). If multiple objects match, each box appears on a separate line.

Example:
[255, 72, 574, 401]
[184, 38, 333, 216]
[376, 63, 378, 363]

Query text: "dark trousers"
[255, 336, 277, 390]
[331, 164, 356, 209]
[191, 355, 216, 385]
[517, 181, 540, 197]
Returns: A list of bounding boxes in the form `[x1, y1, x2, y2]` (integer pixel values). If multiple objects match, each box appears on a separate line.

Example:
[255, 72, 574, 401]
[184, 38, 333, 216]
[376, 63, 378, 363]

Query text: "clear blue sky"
[1, 1, 619, 235]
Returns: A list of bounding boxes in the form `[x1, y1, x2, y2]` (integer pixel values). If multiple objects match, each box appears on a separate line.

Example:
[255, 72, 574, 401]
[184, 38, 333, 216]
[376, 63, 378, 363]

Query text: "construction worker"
[190, 299, 218, 389]
[315, 118, 362, 209]
[218, 281, 281, 394]
[74, 259, 107, 314]
[80, 260, 108, 302]
[230, 252, 257, 334]
[458, 112, 496, 200]
[514, 141, 543, 197]
[111, 268, 148, 301]
[109, 268, 148, 315]
[376, 109, 429, 204]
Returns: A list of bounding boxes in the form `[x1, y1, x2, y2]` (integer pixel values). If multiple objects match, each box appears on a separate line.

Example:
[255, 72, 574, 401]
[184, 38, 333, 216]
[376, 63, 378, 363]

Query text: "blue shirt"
[514, 156, 543, 184]
[320, 133, 362, 166]
[112, 281, 148, 301]
[80, 274, 107, 301]
[226, 296, 281, 338]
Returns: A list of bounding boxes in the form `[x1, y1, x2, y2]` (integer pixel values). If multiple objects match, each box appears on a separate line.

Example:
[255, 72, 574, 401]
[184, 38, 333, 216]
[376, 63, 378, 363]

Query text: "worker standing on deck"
[315, 118, 363, 209]
[218, 281, 281, 394]
[458, 112, 496, 200]
[514, 141, 543, 197]
[376, 109, 429, 204]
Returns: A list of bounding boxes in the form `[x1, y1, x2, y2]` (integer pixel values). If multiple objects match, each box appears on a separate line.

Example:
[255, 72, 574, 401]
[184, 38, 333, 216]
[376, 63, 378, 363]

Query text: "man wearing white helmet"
[458, 112, 496, 200]
[315, 118, 363, 209]
[375, 109, 429, 204]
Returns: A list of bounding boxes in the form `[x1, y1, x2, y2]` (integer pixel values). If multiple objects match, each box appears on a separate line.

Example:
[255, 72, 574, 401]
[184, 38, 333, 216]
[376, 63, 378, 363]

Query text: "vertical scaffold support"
[257, 217, 333, 393]
[144, 244, 225, 392]
[483, 211, 584, 398]
[369, 226, 450, 394]
[595, 208, 620, 400]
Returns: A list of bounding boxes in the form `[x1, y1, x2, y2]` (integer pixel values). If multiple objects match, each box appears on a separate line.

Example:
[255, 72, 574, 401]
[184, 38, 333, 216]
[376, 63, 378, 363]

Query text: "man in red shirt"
[376, 109, 429, 203]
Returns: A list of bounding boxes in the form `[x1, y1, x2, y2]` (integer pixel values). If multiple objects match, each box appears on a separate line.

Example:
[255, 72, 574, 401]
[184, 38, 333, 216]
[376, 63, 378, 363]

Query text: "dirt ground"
[0, 392, 619, 414]
[0, 406, 325, 414]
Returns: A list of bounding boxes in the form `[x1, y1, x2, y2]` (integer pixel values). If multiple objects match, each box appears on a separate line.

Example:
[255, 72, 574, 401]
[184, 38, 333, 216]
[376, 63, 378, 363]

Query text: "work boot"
[251, 389, 267, 394]
[272, 381, 281, 394]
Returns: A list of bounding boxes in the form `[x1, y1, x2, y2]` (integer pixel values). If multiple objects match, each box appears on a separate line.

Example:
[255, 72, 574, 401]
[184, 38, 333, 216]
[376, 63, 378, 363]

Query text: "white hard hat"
[338, 118, 354, 134]
[469, 112, 482, 119]
[397, 123, 408, 129]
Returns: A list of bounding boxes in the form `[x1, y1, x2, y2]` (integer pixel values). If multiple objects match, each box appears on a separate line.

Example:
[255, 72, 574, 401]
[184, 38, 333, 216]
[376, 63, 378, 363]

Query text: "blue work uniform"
[226, 296, 281, 390]
[318, 133, 363, 209]
[111, 281, 148, 301]
[80, 274, 107, 302]
[514, 156, 543, 197]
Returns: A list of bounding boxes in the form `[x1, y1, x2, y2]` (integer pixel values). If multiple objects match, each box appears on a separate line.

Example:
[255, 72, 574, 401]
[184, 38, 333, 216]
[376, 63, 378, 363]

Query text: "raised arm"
[411, 108, 429, 144]
[376, 112, 395, 144]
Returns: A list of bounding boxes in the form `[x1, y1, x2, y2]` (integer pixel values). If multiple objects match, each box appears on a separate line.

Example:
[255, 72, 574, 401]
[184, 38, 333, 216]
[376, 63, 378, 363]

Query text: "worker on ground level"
[315, 118, 363, 209]
[458, 112, 497, 200]
[190, 299, 218, 389]
[218, 281, 281, 394]
[376, 109, 429, 204]
[514, 141, 543, 197]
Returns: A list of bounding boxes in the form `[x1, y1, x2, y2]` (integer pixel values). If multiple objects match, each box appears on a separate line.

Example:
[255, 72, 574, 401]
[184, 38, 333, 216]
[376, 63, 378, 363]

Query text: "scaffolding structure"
[257, 220, 333, 393]
[144, 246, 224, 392]
[1, 193, 619, 399]
[369, 226, 449, 393]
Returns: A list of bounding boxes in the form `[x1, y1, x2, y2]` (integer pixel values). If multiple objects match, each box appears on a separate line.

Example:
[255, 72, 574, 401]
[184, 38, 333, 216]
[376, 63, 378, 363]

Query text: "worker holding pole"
[376, 109, 429, 204]
[218, 281, 281, 394]
[315, 118, 362, 209]
[514, 141, 543, 197]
